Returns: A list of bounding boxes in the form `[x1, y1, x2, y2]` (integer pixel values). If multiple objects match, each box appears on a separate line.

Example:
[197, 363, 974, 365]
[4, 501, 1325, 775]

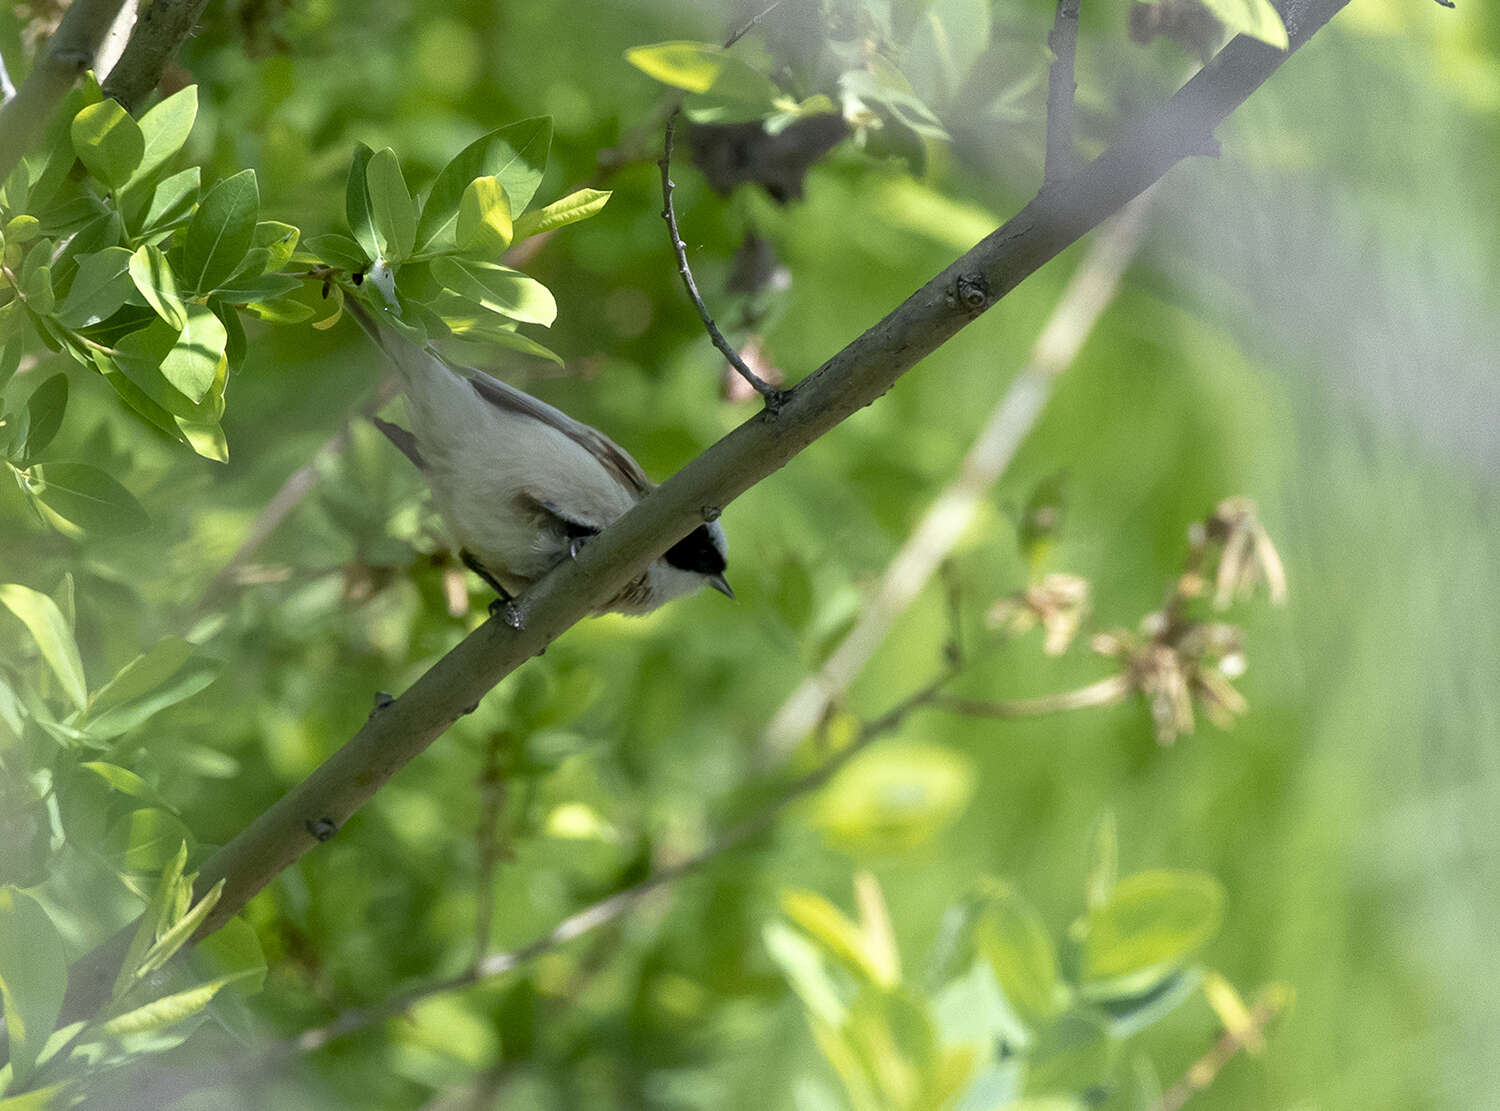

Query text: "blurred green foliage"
[1, 0, 1497, 1108]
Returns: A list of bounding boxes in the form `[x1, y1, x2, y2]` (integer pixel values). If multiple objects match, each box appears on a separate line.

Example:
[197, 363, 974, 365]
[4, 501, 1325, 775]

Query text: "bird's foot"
[488, 596, 526, 630]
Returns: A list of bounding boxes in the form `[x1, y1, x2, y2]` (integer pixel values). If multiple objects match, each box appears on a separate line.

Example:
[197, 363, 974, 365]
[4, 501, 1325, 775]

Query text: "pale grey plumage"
[346, 300, 731, 614]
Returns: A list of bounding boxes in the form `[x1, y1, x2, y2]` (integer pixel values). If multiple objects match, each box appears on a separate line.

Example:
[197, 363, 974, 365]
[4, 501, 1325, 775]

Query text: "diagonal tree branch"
[59, 1, 1351, 1028]
[101, 0, 211, 111]
[1045, 0, 1083, 184]
[0, 0, 129, 184]
[760, 188, 1154, 758]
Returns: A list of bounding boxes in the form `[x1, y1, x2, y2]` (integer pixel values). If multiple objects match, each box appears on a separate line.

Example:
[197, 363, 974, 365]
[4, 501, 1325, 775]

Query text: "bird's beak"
[707, 573, 735, 600]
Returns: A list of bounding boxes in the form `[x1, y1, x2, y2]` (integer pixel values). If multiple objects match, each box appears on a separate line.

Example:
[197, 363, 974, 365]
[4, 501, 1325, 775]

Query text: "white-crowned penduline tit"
[344, 299, 733, 626]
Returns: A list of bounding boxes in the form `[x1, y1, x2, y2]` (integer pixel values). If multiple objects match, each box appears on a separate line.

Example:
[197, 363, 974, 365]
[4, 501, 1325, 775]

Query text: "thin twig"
[725, 0, 787, 48]
[0, 0, 129, 184]
[1045, 0, 1083, 185]
[1156, 995, 1285, 1111]
[761, 190, 1155, 757]
[928, 674, 1131, 719]
[660, 111, 786, 410]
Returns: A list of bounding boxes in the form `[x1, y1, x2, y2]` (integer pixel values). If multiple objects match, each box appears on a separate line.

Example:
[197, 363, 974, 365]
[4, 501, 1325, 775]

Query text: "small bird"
[345, 300, 732, 623]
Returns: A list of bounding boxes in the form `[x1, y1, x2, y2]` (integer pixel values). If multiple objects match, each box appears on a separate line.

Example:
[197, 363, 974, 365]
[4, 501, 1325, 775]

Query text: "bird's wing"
[371, 416, 425, 469]
[465, 370, 653, 497]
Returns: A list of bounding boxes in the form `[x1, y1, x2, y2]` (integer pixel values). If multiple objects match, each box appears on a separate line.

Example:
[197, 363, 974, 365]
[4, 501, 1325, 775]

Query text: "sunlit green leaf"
[416, 117, 552, 251]
[0, 582, 87, 709]
[136, 878, 224, 977]
[0, 889, 69, 1086]
[625, 41, 780, 105]
[512, 187, 610, 241]
[253, 220, 300, 270]
[180, 169, 259, 293]
[129, 242, 188, 329]
[127, 84, 198, 187]
[71, 99, 145, 190]
[139, 166, 199, 235]
[366, 148, 416, 262]
[430, 257, 556, 325]
[158, 304, 227, 402]
[456, 175, 512, 256]
[103, 972, 248, 1036]
[782, 889, 894, 987]
[55, 246, 135, 327]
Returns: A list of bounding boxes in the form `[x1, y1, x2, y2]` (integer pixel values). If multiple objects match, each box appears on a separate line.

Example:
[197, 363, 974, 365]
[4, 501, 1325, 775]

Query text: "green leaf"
[116, 841, 189, 998]
[95, 349, 185, 440]
[782, 889, 894, 987]
[27, 461, 150, 536]
[22, 373, 68, 462]
[345, 143, 378, 259]
[1085, 812, 1118, 911]
[253, 220, 300, 270]
[0, 333, 22, 393]
[366, 148, 416, 262]
[70, 99, 145, 190]
[0, 582, 87, 709]
[83, 658, 220, 739]
[1081, 870, 1225, 992]
[127, 84, 198, 188]
[437, 320, 564, 366]
[415, 117, 552, 252]
[303, 232, 368, 271]
[193, 916, 267, 995]
[139, 166, 199, 235]
[813, 740, 975, 853]
[159, 303, 227, 402]
[976, 888, 1059, 1023]
[456, 176, 512, 256]
[80, 760, 168, 805]
[176, 416, 229, 463]
[763, 921, 846, 1026]
[1024, 1010, 1112, 1096]
[111, 807, 196, 872]
[90, 637, 193, 714]
[625, 42, 781, 105]
[180, 169, 259, 293]
[0, 889, 69, 1087]
[512, 187, 611, 241]
[102, 973, 247, 1036]
[1201, 0, 1289, 48]
[136, 879, 224, 978]
[54, 246, 135, 327]
[129, 242, 188, 329]
[21, 261, 54, 314]
[430, 257, 556, 325]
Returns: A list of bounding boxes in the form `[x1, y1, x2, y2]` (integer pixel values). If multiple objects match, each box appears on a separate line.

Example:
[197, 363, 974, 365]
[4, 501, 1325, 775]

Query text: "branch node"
[305, 817, 338, 843]
[700, 505, 722, 523]
[955, 273, 991, 311]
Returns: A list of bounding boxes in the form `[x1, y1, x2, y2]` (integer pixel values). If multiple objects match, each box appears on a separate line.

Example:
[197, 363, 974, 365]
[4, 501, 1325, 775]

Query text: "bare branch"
[660, 110, 786, 410]
[101, 0, 210, 111]
[929, 674, 1131, 719]
[1045, 0, 1083, 184]
[761, 189, 1154, 757]
[0, 0, 129, 185]
[59, 0, 1352, 1029]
